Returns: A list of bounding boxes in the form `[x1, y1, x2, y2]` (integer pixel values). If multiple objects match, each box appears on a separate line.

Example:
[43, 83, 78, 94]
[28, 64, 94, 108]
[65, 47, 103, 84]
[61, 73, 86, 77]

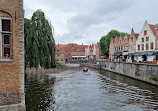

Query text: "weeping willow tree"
[24, 9, 56, 69]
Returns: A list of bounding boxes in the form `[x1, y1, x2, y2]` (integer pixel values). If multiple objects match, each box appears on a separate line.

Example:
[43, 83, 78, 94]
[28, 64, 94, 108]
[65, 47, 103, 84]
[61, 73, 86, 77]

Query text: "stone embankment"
[81, 61, 158, 86]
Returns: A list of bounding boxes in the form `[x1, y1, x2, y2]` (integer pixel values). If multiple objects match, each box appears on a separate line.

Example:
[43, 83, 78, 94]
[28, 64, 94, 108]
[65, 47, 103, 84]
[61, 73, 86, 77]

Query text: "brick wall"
[0, 0, 25, 109]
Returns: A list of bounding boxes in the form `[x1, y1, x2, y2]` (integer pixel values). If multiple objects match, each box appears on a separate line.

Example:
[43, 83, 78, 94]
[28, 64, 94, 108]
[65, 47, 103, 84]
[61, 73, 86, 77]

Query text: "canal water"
[25, 68, 158, 111]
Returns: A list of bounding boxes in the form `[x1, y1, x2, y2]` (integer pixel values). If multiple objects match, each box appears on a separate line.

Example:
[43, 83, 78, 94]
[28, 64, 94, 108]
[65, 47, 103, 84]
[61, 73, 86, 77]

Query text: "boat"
[82, 68, 90, 74]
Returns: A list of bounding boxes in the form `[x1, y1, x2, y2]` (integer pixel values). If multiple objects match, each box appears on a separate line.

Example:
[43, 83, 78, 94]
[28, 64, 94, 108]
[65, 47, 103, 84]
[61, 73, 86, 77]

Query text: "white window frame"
[0, 17, 12, 61]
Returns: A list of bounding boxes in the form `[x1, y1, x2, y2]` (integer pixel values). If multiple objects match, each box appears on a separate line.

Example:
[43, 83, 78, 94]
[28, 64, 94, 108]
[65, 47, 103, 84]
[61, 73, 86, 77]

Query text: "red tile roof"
[56, 43, 88, 52]
[149, 24, 157, 35]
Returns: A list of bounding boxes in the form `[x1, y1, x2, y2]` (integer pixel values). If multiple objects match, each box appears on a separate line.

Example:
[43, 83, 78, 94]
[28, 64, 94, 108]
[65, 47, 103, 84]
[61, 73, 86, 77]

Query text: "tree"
[100, 30, 126, 57]
[24, 9, 56, 69]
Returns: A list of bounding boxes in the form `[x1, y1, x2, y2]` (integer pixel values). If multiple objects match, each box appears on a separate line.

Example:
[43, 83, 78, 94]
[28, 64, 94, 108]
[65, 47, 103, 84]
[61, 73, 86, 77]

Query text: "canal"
[25, 68, 158, 111]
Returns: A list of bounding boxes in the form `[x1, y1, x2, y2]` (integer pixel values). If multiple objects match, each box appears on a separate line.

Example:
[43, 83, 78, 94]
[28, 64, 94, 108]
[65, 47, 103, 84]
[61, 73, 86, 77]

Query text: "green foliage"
[56, 62, 64, 68]
[151, 75, 158, 81]
[24, 9, 56, 69]
[135, 72, 141, 77]
[100, 30, 126, 57]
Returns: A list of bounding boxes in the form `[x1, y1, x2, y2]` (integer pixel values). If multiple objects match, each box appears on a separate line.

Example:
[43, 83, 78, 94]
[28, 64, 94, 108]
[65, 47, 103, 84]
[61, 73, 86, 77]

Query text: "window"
[146, 37, 149, 42]
[144, 30, 147, 36]
[57, 59, 59, 61]
[120, 40, 121, 44]
[3, 34, 11, 58]
[151, 42, 154, 49]
[71, 48, 73, 52]
[146, 43, 148, 50]
[142, 38, 144, 42]
[57, 50, 59, 52]
[1, 19, 11, 59]
[138, 45, 140, 51]
[142, 44, 144, 50]
[57, 54, 60, 57]
[61, 58, 63, 61]
[126, 46, 128, 50]
[2, 20, 10, 31]
[131, 38, 133, 42]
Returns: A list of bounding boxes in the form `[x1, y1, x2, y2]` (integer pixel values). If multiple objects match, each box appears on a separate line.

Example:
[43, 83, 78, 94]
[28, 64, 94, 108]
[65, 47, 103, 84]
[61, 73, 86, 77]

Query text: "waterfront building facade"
[0, 0, 25, 110]
[96, 42, 102, 60]
[135, 20, 158, 62]
[109, 20, 158, 63]
[110, 35, 129, 60]
[56, 43, 88, 64]
[128, 29, 139, 60]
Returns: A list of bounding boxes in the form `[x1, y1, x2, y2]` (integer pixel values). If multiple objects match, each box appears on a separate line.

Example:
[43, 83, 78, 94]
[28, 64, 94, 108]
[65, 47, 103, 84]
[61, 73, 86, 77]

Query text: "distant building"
[96, 42, 102, 60]
[88, 44, 96, 60]
[86, 43, 102, 60]
[0, 0, 25, 110]
[56, 44, 66, 64]
[56, 43, 88, 64]
[135, 20, 158, 62]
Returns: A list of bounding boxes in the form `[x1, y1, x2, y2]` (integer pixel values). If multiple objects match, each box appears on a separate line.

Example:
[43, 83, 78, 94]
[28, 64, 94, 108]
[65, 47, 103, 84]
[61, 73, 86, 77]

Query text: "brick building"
[56, 43, 88, 64]
[0, 0, 25, 110]
[109, 34, 130, 60]
[56, 44, 66, 64]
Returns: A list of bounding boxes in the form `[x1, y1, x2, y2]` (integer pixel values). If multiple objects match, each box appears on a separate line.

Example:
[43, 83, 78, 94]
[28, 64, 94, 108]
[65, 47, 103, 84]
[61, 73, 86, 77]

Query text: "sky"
[24, 0, 158, 45]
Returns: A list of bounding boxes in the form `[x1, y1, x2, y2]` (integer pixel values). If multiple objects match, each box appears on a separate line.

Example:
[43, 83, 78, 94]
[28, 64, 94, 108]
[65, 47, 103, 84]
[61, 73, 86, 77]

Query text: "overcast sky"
[24, 0, 158, 45]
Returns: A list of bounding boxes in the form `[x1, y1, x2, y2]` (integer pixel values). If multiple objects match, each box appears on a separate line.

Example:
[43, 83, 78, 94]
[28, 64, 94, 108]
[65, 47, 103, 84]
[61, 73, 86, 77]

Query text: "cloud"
[24, 0, 158, 45]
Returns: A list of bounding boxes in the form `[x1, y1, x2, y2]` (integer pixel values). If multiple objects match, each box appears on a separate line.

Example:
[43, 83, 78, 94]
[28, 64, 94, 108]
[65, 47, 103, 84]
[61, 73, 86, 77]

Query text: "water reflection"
[25, 75, 55, 111]
[25, 68, 158, 111]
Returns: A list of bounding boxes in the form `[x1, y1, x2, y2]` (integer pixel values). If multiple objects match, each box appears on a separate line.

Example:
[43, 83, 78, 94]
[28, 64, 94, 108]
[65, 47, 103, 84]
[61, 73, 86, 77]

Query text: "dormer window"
[144, 30, 147, 36]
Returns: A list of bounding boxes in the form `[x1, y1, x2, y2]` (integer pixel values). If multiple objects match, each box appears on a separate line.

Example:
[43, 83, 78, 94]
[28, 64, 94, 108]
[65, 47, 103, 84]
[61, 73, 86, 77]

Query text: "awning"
[113, 52, 122, 56]
[72, 56, 86, 58]
[152, 52, 158, 55]
[122, 52, 128, 56]
[134, 52, 154, 56]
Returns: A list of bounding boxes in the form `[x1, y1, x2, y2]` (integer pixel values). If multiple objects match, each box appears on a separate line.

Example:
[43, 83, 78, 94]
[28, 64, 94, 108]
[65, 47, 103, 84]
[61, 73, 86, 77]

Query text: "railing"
[0, 92, 23, 106]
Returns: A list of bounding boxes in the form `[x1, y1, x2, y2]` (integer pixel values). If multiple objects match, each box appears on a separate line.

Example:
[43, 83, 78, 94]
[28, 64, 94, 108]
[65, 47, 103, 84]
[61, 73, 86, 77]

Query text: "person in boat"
[83, 68, 88, 72]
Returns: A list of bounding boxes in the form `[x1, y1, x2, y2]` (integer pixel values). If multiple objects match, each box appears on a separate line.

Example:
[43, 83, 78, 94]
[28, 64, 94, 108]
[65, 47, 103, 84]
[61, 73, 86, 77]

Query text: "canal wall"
[101, 61, 158, 86]
[82, 61, 158, 86]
